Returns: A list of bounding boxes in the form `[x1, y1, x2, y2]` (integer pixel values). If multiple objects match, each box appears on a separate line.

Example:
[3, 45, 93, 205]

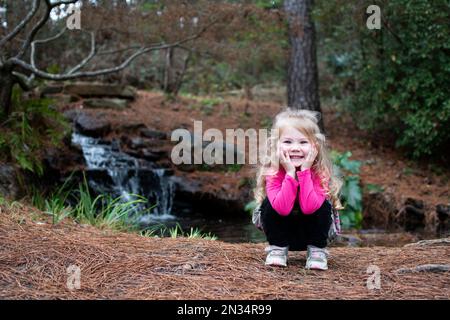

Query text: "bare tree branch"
[51, 0, 81, 6]
[9, 17, 217, 81]
[96, 45, 148, 56]
[15, 0, 79, 59]
[12, 71, 33, 91]
[67, 30, 96, 74]
[10, 34, 202, 81]
[0, 0, 41, 48]
[31, 27, 66, 69]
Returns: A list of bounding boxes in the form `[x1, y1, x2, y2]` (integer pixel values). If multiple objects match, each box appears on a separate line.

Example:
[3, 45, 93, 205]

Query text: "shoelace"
[269, 249, 286, 257]
[309, 249, 328, 261]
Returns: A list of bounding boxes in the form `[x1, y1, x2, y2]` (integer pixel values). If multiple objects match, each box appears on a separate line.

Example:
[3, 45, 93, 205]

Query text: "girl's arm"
[297, 169, 326, 214]
[266, 170, 298, 216]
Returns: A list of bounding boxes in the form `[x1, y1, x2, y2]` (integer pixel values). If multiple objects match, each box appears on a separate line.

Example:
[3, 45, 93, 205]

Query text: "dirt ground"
[1, 205, 449, 300]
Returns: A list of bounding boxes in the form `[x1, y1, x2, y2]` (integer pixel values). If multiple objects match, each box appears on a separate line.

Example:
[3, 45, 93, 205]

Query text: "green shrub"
[331, 150, 363, 229]
[316, 0, 450, 160]
[0, 86, 69, 175]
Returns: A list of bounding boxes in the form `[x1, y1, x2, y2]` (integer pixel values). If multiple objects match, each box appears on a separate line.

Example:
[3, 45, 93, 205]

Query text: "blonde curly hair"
[253, 108, 343, 210]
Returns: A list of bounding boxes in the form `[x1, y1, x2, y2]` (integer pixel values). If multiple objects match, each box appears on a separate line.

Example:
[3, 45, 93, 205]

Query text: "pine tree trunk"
[284, 0, 324, 131]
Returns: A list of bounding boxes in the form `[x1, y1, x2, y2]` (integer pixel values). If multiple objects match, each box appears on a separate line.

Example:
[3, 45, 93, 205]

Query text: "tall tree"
[284, 0, 324, 131]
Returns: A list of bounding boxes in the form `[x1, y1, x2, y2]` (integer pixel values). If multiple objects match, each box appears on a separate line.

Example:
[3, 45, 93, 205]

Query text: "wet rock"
[332, 234, 363, 247]
[170, 176, 245, 217]
[40, 83, 64, 96]
[140, 128, 167, 140]
[45, 94, 78, 105]
[124, 150, 141, 159]
[75, 113, 111, 137]
[84, 169, 116, 196]
[436, 204, 450, 234]
[141, 148, 167, 161]
[83, 98, 129, 110]
[0, 164, 21, 200]
[128, 137, 147, 149]
[117, 123, 146, 132]
[43, 146, 84, 175]
[395, 197, 426, 231]
[63, 82, 136, 100]
[123, 136, 162, 150]
[111, 139, 121, 152]
[436, 204, 450, 221]
[63, 109, 82, 123]
[125, 148, 167, 162]
[404, 197, 424, 209]
[362, 191, 398, 229]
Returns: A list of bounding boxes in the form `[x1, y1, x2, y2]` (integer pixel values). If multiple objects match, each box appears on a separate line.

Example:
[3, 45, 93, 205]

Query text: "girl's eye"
[301, 141, 308, 144]
[283, 140, 291, 144]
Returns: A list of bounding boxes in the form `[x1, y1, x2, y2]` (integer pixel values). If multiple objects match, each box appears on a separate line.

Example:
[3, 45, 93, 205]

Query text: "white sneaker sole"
[265, 261, 287, 267]
[305, 263, 328, 271]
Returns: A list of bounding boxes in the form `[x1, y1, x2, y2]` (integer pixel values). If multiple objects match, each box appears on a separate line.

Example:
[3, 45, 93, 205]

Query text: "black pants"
[261, 197, 332, 251]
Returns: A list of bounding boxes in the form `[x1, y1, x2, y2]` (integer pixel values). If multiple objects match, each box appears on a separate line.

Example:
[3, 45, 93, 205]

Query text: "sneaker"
[305, 245, 329, 270]
[265, 245, 288, 267]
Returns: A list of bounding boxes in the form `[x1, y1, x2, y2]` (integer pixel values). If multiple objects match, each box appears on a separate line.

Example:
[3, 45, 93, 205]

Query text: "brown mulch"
[1, 205, 449, 300]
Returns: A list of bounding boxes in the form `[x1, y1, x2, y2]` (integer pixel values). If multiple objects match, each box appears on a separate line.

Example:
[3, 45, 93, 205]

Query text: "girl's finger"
[285, 151, 291, 162]
[284, 151, 290, 164]
[280, 149, 286, 163]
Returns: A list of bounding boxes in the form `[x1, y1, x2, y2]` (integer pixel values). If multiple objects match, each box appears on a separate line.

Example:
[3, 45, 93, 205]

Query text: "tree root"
[395, 264, 450, 274]
[404, 237, 450, 247]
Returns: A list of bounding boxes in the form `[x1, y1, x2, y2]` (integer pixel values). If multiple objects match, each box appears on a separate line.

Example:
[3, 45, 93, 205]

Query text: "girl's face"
[279, 126, 313, 168]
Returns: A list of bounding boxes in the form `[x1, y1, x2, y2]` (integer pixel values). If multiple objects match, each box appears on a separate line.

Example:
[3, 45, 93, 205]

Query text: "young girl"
[254, 108, 342, 270]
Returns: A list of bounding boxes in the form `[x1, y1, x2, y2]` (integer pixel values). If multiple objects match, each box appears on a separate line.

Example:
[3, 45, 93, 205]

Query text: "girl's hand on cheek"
[280, 149, 296, 177]
[301, 145, 318, 171]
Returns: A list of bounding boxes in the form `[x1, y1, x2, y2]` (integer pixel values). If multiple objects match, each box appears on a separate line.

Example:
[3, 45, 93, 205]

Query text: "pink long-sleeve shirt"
[265, 168, 327, 216]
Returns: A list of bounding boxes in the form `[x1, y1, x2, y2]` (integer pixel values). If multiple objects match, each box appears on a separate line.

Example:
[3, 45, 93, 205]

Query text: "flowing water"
[72, 133, 175, 220]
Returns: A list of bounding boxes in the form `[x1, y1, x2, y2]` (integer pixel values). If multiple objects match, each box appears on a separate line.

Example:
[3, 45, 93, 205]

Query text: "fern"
[331, 150, 363, 229]
[0, 86, 69, 175]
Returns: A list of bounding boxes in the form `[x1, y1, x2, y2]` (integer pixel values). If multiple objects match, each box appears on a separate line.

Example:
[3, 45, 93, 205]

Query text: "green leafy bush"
[316, 0, 450, 160]
[0, 86, 69, 175]
[331, 150, 363, 229]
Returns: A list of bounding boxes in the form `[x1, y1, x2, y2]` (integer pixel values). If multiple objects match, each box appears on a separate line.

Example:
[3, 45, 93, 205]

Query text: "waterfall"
[72, 132, 175, 221]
